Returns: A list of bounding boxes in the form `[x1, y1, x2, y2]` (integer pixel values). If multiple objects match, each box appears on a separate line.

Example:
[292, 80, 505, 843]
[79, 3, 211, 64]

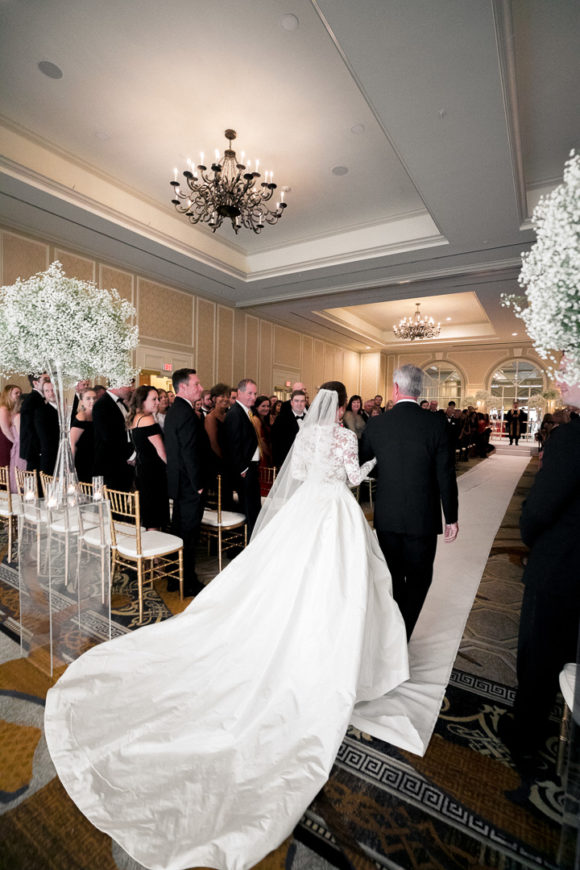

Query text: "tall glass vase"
[46, 361, 78, 501]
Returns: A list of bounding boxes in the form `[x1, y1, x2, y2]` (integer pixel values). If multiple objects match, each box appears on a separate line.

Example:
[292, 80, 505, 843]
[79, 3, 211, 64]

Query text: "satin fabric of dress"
[45, 429, 409, 870]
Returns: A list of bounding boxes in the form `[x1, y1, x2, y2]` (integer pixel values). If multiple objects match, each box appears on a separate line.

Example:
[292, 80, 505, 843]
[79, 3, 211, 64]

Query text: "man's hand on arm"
[444, 522, 459, 542]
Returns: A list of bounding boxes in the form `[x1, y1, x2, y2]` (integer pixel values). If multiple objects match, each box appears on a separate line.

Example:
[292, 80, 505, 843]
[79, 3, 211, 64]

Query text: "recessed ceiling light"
[38, 60, 63, 79]
[512, 332, 518, 336]
[446, 317, 452, 321]
[351, 123, 365, 135]
[365, 345, 371, 349]
[332, 165, 349, 176]
[280, 13, 299, 30]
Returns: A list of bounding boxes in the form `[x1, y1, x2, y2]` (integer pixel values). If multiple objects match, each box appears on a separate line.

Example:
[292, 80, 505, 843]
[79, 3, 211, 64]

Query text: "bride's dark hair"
[320, 380, 347, 408]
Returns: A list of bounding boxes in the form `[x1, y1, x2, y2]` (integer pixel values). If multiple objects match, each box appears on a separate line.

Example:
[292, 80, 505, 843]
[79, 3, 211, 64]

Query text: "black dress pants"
[376, 530, 438, 640]
[171, 490, 204, 590]
[513, 584, 580, 752]
[237, 461, 261, 538]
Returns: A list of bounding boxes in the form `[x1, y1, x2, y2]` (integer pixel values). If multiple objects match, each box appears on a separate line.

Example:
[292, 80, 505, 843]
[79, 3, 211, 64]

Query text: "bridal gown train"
[44, 422, 409, 870]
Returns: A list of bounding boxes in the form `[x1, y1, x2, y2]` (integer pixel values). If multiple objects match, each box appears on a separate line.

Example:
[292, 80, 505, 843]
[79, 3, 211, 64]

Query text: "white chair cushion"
[115, 530, 183, 559]
[0, 493, 21, 516]
[83, 524, 112, 547]
[202, 509, 246, 528]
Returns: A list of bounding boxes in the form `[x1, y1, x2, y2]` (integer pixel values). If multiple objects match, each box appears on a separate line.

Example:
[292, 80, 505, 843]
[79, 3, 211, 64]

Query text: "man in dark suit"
[92, 384, 134, 491]
[20, 372, 50, 471]
[71, 379, 90, 422]
[271, 389, 307, 469]
[223, 378, 261, 537]
[164, 368, 208, 596]
[35, 380, 60, 475]
[499, 377, 580, 774]
[360, 364, 459, 639]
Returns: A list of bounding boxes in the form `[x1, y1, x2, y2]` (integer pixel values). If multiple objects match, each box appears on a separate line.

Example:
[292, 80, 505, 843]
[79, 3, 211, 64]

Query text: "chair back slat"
[104, 487, 142, 553]
[15, 468, 38, 498]
[39, 472, 54, 498]
[0, 466, 12, 512]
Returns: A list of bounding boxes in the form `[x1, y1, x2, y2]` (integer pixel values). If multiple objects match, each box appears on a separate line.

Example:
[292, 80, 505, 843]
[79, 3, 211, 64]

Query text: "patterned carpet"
[0, 457, 568, 870]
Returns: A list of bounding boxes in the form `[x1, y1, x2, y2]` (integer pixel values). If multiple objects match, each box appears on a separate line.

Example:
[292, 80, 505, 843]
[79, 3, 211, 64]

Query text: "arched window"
[421, 363, 463, 408]
[489, 359, 545, 438]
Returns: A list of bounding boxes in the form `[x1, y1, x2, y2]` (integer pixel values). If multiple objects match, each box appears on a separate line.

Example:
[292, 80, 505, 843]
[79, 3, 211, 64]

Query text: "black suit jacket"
[165, 397, 209, 500]
[34, 402, 59, 475]
[360, 400, 458, 536]
[19, 390, 45, 469]
[223, 402, 259, 478]
[271, 405, 301, 469]
[93, 392, 133, 490]
[520, 418, 580, 596]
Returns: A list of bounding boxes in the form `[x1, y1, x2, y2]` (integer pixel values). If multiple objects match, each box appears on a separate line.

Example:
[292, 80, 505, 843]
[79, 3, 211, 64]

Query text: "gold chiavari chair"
[0, 466, 19, 563]
[201, 475, 247, 573]
[105, 488, 184, 624]
[258, 465, 277, 502]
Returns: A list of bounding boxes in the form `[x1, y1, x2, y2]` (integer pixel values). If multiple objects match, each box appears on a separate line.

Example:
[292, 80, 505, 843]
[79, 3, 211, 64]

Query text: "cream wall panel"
[312, 340, 325, 391]
[274, 325, 301, 369]
[216, 305, 234, 386]
[100, 264, 134, 305]
[379, 354, 388, 399]
[360, 353, 381, 399]
[259, 321, 273, 394]
[196, 298, 216, 384]
[324, 345, 342, 382]
[138, 278, 192, 347]
[136, 345, 193, 373]
[55, 249, 95, 282]
[233, 309, 246, 384]
[343, 350, 360, 397]
[2, 231, 49, 284]
[245, 316, 259, 381]
[301, 336, 314, 392]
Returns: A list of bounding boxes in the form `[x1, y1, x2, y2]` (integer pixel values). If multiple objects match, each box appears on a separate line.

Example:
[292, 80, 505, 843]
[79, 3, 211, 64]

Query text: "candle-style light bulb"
[173, 168, 178, 181]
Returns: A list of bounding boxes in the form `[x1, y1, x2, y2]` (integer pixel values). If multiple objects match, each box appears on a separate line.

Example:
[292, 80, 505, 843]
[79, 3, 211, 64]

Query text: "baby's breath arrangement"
[0, 260, 139, 386]
[503, 151, 580, 386]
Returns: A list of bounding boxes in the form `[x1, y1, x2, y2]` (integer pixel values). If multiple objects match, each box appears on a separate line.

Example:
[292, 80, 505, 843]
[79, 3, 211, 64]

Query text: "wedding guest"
[269, 394, 278, 410]
[155, 389, 169, 430]
[429, 400, 438, 412]
[0, 384, 22, 468]
[35, 380, 60, 475]
[272, 389, 307, 470]
[499, 374, 580, 780]
[200, 390, 213, 418]
[374, 395, 384, 414]
[385, 399, 394, 412]
[362, 399, 375, 421]
[127, 386, 169, 531]
[165, 368, 209, 596]
[229, 388, 238, 408]
[8, 402, 26, 493]
[93, 385, 107, 400]
[205, 383, 230, 463]
[252, 395, 273, 469]
[70, 387, 96, 484]
[223, 378, 261, 536]
[269, 399, 282, 427]
[420, 399, 430, 409]
[167, 390, 176, 406]
[93, 383, 134, 491]
[343, 395, 366, 440]
[20, 372, 50, 471]
[194, 399, 203, 418]
[71, 379, 90, 420]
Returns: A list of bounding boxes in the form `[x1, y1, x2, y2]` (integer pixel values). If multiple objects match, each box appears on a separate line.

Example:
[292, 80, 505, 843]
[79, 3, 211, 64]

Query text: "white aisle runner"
[351, 453, 530, 756]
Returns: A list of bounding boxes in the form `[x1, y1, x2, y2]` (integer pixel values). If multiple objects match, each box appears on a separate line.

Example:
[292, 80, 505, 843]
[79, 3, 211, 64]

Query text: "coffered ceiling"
[0, 0, 578, 352]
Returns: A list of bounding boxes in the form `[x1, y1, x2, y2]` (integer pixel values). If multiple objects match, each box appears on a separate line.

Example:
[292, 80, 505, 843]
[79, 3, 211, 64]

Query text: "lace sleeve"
[338, 428, 376, 485]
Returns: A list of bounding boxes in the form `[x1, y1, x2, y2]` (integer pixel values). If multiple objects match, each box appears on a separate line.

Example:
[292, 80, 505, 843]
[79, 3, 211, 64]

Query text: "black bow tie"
[117, 397, 127, 409]
[295, 414, 305, 420]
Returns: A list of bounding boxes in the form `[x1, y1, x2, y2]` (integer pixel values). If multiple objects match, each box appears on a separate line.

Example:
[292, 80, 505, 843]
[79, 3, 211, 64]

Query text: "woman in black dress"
[127, 386, 169, 530]
[70, 387, 96, 483]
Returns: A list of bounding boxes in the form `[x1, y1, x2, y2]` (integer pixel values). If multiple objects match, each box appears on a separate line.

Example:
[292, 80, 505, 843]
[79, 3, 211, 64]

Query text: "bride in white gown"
[44, 381, 409, 870]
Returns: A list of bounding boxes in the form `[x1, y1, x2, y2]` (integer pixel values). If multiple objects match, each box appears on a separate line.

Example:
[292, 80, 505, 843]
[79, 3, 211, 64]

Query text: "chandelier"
[170, 129, 288, 234]
[393, 303, 441, 341]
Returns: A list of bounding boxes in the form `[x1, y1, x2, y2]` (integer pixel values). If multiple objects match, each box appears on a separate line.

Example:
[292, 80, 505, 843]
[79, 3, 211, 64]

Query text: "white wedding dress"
[44, 393, 409, 870]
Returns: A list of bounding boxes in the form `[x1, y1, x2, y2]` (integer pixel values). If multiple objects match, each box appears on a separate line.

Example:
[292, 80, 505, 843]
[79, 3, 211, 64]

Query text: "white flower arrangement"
[0, 261, 139, 387]
[503, 150, 580, 386]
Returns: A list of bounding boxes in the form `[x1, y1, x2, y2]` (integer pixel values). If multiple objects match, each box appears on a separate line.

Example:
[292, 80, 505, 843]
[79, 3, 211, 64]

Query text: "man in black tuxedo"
[35, 380, 60, 475]
[71, 379, 90, 422]
[360, 364, 459, 639]
[505, 401, 527, 445]
[93, 384, 134, 491]
[223, 378, 261, 537]
[164, 368, 208, 596]
[20, 373, 50, 471]
[271, 389, 307, 469]
[499, 376, 580, 774]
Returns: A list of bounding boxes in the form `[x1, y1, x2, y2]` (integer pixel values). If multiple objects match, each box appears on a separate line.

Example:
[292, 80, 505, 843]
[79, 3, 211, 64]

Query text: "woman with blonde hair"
[0, 384, 21, 468]
[70, 387, 97, 483]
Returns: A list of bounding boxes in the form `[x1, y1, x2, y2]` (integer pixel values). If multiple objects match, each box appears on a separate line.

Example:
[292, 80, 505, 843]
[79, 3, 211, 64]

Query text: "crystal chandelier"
[170, 129, 288, 234]
[393, 303, 441, 341]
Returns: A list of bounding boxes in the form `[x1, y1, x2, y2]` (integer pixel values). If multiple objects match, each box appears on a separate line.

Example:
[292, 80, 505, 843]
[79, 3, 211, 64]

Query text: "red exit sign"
[163, 363, 173, 372]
